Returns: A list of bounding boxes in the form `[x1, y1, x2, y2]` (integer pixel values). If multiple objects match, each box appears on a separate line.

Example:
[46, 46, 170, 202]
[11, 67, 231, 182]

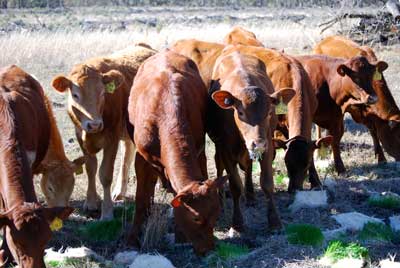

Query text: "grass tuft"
[216, 242, 250, 260]
[323, 240, 369, 262]
[78, 219, 122, 242]
[368, 195, 400, 209]
[285, 223, 324, 246]
[359, 222, 394, 242]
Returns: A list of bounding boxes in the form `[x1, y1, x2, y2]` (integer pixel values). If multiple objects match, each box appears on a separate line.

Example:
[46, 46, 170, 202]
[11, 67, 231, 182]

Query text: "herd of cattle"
[0, 26, 399, 267]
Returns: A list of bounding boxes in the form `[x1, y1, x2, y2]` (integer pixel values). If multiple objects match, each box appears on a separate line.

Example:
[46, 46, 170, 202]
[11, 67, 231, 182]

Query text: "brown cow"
[127, 50, 227, 255]
[296, 55, 388, 173]
[223, 26, 264, 47]
[314, 35, 400, 162]
[52, 44, 156, 220]
[209, 46, 295, 230]
[0, 65, 73, 268]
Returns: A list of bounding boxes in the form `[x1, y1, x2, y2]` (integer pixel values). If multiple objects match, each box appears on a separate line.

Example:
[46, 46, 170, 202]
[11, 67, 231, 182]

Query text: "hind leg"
[112, 140, 135, 201]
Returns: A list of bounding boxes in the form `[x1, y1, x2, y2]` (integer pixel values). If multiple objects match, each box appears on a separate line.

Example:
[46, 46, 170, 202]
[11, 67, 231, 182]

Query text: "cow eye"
[72, 93, 79, 100]
[193, 216, 202, 224]
[238, 110, 244, 117]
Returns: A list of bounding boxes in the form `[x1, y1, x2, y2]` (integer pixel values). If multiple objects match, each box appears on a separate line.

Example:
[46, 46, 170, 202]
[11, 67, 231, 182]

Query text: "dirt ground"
[0, 5, 400, 268]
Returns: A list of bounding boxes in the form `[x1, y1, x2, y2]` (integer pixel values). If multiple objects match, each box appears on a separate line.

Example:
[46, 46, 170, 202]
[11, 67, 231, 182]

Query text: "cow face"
[274, 136, 333, 192]
[0, 203, 73, 268]
[52, 66, 124, 134]
[39, 156, 85, 207]
[212, 84, 295, 160]
[337, 56, 388, 105]
[171, 176, 228, 255]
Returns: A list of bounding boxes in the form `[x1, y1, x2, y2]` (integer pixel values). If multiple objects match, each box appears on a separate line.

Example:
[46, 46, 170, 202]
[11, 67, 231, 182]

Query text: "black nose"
[87, 120, 103, 132]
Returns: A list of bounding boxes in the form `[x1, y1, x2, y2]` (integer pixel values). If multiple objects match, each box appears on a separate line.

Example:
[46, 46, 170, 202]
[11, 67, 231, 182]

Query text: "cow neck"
[287, 59, 313, 139]
[41, 95, 69, 167]
[158, 85, 203, 194]
[0, 98, 36, 209]
[160, 128, 203, 194]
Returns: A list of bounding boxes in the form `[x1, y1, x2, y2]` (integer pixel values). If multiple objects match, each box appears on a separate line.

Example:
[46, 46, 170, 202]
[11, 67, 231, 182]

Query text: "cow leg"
[241, 157, 255, 206]
[259, 138, 282, 230]
[112, 140, 135, 201]
[329, 121, 346, 174]
[369, 125, 387, 163]
[308, 157, 322, 189]
[220, 150, 244, 231]
[99, 140, 119, 220]
[84, 154, 100, 211]
[128, 153, 158, 248]
[215, 148, 224, 178]
[198, 148, 208, 179]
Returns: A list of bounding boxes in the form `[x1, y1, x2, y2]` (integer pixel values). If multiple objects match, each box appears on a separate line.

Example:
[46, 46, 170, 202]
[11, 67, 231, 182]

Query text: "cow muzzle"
[82, 119, 104, 133]
[248, 141, 266, 161]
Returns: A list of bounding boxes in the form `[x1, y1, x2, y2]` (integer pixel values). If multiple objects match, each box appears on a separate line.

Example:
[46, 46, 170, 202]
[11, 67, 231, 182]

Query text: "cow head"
[39, 156, 85, 207]
[274, 135, 333, 192]
[52, 66, 124, 134]
[0, 203, 73, 268]
[337, 56, 388, 105]
[171, 176, 228, 255]
[211, 81, 295, 160]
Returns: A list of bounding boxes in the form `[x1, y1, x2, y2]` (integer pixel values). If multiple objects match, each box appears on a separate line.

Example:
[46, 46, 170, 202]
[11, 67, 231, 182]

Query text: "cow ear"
[272, 138, 287, 150]
[337, 64, 352, 77]
[205, 175, 229, 191]
[211, 90, 236, 109]
[313, 135, 333, 149]
[70, 155, 86, 174]
[102, 70, 124, 93]
[376, 61, 388, 73]
[52, 75, 71, 93]
[41, 207, 74, 223]
[269, 87, 295, 105]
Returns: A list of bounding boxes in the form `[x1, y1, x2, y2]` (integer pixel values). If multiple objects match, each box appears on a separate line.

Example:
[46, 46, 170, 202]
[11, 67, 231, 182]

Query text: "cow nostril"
[367, 95, 378, 104]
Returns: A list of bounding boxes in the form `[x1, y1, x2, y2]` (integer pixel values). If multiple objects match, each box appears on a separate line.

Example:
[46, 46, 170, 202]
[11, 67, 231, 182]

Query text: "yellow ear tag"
[318, 143, 330, 159]
[373, 70, 382, 81]
[105, 81, 116, 94]
[275, 97, 288, 115]
[74, 165, 83, 175]
[50, 217, 63, 232]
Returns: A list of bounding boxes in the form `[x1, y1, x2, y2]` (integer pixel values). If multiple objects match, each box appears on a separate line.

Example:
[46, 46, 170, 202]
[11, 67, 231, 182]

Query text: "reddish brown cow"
[314, 36, 400, 162]
[209, 46, 295, 230]
[296, 55, 388, 173]
[223, 26, 264, 47]
[221, 45, 333, 192]
[52, 44, 156, 220]
[0, 65, 73, 268]
[127, 50, 227, 255]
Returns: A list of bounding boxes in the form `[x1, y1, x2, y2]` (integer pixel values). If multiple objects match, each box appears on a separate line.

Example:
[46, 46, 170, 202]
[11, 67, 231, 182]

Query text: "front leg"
[127, 153, 158, 248]
[112, 140, 135, 201]
[259, 137, 282, 230]
[308, 157, 322, 189]
[328, 119, 345, 174]
[99, 139, 119, 220]
[75, 129, 100, 212]
[369, 124, 386, 163]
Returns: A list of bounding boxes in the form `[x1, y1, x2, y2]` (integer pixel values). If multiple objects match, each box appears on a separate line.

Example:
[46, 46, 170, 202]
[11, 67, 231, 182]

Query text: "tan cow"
[37, 97, 85, 207]
[223, 26, 264, 47]
[52, 44, 156, 220]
